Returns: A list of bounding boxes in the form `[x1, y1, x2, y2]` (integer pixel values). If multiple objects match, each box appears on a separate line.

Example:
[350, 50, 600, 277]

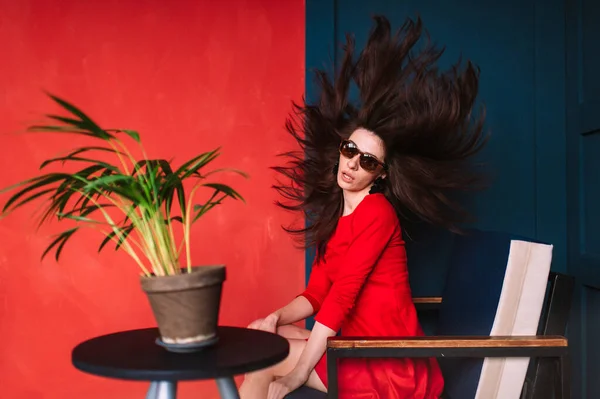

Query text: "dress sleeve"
[314, 195, 398, 332]
[298, 257, 332, 314]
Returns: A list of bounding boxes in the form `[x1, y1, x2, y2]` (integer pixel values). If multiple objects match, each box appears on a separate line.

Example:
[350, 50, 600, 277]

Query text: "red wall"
[0, 1, 305, 398]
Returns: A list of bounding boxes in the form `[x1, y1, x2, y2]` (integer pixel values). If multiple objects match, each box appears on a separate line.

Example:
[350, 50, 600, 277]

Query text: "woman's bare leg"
[276, 324, 311, 340]
[239, 337, 326, 398]
[239, 323, 325, 398]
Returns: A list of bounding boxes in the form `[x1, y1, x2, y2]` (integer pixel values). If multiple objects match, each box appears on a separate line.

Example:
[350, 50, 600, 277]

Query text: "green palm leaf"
[0, 92, 248, 276]
[41, 227, 79, 261]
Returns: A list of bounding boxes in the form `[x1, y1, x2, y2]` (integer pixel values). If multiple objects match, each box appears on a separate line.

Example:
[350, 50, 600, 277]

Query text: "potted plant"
[0, 93, 248, 351]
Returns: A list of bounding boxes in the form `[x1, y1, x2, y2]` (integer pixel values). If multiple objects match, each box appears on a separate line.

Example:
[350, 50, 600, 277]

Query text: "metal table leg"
[146, 381, 178, 399]
[216, 377, 240, 399]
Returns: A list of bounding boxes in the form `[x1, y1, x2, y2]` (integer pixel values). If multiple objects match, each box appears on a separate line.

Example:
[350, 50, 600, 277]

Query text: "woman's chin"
[337, 176, 352, 190]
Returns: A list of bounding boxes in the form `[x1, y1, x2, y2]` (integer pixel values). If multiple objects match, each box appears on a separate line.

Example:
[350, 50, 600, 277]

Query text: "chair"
[286, 230, 573, 399]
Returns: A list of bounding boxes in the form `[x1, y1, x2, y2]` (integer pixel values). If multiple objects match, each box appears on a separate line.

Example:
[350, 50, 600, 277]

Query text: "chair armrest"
[327, 335, 568, 358]
[412, 297, 442, 304]
[412, 296, 442, 311]
[326, 336, 569, 398]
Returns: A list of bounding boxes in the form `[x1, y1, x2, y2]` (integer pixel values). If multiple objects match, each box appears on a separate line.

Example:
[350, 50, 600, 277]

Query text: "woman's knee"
[276, 325, 311, 340]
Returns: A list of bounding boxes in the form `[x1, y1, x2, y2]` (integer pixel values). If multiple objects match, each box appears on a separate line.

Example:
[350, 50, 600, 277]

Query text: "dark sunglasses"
[339, 139, 386, 173]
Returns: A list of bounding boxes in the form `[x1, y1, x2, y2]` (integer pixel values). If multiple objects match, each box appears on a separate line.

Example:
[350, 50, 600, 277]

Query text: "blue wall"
[305, 0, 567, 297]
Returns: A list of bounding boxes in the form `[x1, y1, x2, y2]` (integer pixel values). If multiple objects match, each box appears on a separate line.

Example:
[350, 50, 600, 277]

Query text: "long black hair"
[272, 15, 488, 260]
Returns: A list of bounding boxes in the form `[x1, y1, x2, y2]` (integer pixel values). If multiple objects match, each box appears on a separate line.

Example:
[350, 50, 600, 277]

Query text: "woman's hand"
[267, 369, 309, 399]
[247, 312, 280, 333]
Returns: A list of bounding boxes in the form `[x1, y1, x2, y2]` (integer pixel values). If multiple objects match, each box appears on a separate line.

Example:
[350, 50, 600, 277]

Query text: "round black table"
[72, 326, 290, 399]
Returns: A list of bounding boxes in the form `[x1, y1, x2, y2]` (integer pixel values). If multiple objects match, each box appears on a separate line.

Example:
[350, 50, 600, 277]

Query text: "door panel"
[566, 0, 600, 396]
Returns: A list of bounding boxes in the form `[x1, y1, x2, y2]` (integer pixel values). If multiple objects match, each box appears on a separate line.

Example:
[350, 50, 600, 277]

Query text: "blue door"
[566, 0, 600, 397]
[306, 1, 600, 396]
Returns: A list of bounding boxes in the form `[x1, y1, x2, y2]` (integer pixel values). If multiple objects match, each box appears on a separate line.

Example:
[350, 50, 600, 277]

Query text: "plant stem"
[107, 139, 132, 175]
[75, 190, 151, 276]
[184, 184, 202, 273]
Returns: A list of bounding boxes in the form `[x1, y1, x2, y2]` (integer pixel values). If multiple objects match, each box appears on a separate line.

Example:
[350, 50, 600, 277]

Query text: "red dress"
[299, 193, 444, 399]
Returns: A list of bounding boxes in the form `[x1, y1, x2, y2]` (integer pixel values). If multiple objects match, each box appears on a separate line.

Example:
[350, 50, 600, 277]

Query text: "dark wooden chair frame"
[325, 272, 574, 399]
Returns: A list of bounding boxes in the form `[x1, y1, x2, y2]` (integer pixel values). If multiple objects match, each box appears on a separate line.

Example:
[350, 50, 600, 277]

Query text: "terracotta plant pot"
[140, 265, 225, 350]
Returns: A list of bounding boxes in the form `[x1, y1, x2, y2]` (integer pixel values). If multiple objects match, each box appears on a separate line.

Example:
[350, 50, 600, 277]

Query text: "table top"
[71, 326, 290, 381]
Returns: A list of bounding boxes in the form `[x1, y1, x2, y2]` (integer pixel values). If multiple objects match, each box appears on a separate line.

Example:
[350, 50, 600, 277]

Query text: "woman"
[240, 15, 488, 399]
